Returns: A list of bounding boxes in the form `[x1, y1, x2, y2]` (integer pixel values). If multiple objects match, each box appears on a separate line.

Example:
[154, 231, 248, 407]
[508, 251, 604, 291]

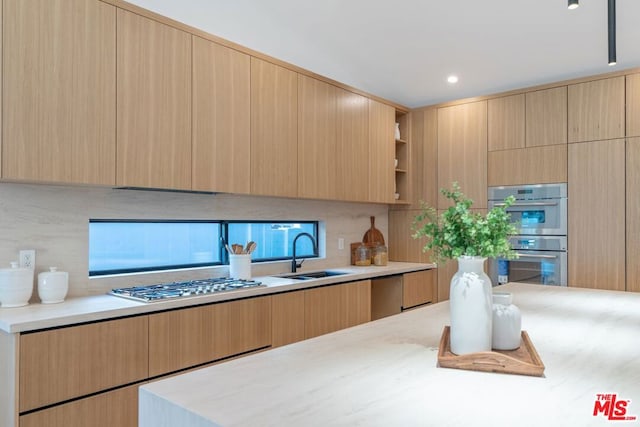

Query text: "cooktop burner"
[109, 278, 265, 303]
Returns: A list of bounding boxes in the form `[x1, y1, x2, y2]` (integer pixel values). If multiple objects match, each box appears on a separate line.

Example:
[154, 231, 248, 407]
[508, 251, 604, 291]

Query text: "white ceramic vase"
[394, 122, 401, 140]
[449, 256, 492, 355]
[492, 292, 522, 350]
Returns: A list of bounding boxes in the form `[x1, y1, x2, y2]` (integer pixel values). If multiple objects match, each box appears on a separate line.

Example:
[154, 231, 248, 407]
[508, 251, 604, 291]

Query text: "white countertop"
[139, 283, 640, 427]
[0, 262, 433, 333]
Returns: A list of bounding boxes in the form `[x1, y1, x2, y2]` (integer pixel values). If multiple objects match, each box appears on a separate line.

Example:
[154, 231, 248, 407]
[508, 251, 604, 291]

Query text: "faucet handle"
[296, 258, 305, 268]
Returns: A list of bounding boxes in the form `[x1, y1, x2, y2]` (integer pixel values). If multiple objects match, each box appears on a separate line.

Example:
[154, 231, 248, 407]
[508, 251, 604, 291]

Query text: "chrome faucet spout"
[291, 232, 318, 273]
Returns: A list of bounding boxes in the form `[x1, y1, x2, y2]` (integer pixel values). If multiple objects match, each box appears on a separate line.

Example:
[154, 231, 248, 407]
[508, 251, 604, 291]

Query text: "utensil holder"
[229, 254, 251, 280]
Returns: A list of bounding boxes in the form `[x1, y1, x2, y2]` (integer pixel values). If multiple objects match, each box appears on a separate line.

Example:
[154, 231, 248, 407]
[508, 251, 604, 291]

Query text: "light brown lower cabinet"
[20, 384, 140, 427]
[402, 269, 435, 309]
[305, 280, 371, 339]
[149, 296, 272, 377]
[271, 291, 306, 348]
[19, 316, 148, 412]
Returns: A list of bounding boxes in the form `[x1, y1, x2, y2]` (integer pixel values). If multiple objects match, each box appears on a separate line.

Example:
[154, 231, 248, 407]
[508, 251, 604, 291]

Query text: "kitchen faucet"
[291, 232, 317, 273]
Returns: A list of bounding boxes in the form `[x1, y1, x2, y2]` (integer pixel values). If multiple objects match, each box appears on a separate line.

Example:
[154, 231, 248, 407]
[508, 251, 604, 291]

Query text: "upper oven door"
[488, 184, 567, 235]
[493, 198, 567, 235]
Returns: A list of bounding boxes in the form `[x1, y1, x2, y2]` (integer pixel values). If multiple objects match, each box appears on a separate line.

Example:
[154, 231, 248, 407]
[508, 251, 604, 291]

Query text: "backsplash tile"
[0, 183, 388, 298]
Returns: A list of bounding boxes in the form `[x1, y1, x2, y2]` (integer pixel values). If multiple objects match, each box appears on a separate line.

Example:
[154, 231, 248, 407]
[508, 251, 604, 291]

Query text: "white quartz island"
[139, 283, 640, 427]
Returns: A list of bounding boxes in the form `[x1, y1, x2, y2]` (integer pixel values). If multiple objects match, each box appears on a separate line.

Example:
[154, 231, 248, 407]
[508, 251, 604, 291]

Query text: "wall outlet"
[338, 238, 344, 250]
[19, 249, 36, 269]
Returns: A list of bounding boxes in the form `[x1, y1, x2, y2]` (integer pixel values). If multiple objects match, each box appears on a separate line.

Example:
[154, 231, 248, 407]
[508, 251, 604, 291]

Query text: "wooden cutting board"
[363, 216, 385, 245]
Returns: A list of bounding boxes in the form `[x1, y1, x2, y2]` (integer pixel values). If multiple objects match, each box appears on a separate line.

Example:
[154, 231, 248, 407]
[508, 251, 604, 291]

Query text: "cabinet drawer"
[149, 297, 272, 376]
[19, 316, 148, 412]
[20, 383, 139, 427]
[403, 270, 435, 309]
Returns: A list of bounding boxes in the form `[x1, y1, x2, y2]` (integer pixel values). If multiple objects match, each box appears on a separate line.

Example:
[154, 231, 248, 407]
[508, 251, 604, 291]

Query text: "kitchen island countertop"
[139, 283, 640, 427]
[0, 262, 433, 333]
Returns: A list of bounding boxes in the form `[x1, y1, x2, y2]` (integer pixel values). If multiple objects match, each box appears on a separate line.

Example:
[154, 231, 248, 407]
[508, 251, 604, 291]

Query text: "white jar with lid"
[38, 267, 69, 304]
[492, 292, 522, 350]
[0, 262, 34, 308]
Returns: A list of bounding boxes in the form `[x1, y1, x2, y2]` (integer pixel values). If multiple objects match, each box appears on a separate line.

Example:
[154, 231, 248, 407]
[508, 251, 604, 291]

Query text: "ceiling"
[127, 0, 640, 108]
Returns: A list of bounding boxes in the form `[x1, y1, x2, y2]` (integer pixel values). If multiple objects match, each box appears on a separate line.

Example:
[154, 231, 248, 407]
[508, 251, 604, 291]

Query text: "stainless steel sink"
[276, 270, 349, 281]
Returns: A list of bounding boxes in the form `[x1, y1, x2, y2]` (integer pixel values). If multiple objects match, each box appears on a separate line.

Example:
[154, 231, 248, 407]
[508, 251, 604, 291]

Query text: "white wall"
[0, 183, 388, 298]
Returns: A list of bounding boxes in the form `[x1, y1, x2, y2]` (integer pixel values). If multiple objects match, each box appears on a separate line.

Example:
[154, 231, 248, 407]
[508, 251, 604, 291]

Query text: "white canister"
[38, 267, 69, 304]
[229, 254, 251, 280]
[492, 292, 522, 350]
[0, 262, 34, 308]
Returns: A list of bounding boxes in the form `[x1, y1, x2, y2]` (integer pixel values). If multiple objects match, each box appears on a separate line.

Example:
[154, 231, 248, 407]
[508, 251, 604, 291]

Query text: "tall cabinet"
[368, 100, 395, 203]
[116, 9, 192, 190]
[568, 139, 626, 291]
[2, 0, 116, 185]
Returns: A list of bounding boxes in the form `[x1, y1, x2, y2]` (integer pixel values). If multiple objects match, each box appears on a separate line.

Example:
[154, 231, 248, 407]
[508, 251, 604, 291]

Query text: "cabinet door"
[149, 297, 271, 376]
[20, 384, 139, 427]
[627, 137, 640, 292]
[488, 94, 525, 151]
[3, 0, 116, 185]
[148, 305, 216, 377]
[369, 100, 395, 203]
[627, 74, 640, 138]
[568, 139, 626, 290]
[336, 88, 370, 202]
[437, 101, 487, 209]
[272, 291, 305, 347]
[388, 210, 432, 263]
[403, 108, 437, 209]
[526, 86, 567, 147]
[345, 280, 371, 327]
[403, 269, 435, 309]
[304, 280, 370, 339]
[192, 36, 250, 193]
[250, 58, 298, 197]
[297, 75, 337, 199]
[568, 77, 625, 143]
[116, 9, 191, 190]
[19, 316, 148, 412]
[487, 144, 567, 186]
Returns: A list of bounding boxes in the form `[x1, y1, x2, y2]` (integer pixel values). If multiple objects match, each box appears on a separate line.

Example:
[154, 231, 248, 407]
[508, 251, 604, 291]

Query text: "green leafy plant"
[412, 182, 518, 263]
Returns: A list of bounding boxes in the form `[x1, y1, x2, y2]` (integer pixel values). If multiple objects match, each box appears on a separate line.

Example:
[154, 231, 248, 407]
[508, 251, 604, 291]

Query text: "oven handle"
[494, 202, 559, 207]
[514, 252, 558, 259]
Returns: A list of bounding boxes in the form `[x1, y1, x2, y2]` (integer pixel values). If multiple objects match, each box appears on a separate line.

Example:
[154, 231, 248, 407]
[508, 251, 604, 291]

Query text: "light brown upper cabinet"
[297, 75, 337, 200]
[488, 94, 525, 151]
[192, 37, 250, 193]
[568, 139, 625, 291]
[250, 58, 298, 197]
[116, 9, 191, 190]
[336, 88, 370, 202]
[368, 100, 395, 203]
[627, 74, 640, 138]
[568, 76, 625, 143]
[526, 86, 568, 147]
[3, 0, 116, 185]
[487, 144, 567, 186]
[437, 101, 488, 209]
[627, 137, 640, 293]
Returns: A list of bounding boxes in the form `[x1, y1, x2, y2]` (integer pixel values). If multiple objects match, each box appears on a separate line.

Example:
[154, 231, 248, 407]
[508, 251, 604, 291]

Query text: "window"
[89, 220, 319, 276]
[227, 222, 317, 262]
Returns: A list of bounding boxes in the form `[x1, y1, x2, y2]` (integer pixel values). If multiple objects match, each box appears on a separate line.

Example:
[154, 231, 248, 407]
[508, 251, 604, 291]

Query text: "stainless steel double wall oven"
[488, 183, 568, 286]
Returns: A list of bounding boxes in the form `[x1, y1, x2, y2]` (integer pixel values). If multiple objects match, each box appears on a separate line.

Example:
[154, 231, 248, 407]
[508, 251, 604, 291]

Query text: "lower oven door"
[490, 250, 567, 286]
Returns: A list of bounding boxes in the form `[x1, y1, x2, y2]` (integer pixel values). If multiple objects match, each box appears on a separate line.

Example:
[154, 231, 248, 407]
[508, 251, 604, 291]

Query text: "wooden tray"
[437, 326, 545, 377]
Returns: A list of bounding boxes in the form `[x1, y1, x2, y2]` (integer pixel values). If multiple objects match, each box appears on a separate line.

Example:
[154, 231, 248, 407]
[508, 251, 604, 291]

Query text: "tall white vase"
[449, 256, 492, 355]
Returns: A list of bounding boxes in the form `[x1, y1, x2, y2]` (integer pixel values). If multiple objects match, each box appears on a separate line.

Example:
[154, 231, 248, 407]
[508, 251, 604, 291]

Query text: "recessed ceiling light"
[568, 0, 579, 10]
[447, 75, 459, 84]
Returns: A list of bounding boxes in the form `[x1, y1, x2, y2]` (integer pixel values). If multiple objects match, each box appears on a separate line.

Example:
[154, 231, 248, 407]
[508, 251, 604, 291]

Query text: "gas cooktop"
[109, 278, 265, 303]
